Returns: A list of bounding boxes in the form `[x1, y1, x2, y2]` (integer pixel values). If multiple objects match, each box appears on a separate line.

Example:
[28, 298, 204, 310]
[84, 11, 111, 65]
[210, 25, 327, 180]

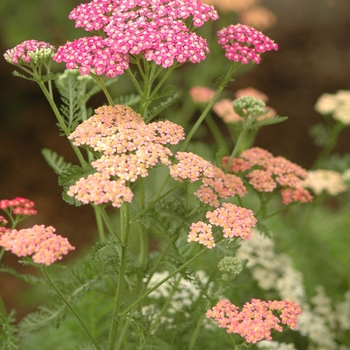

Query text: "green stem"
[180, 62, 239, 151]
[205, 112, 229, 155]
[119, 247, 209, 317]
[107, 203, 131, 350]
[42, 267, 101, 350]
[148, 276, 182, 333]
[91, 74, 115, 106]
[0, 248, 4, 262]
[38, 82, 86, 166]
[188, 313, 206, 350]
[312, 121, 345, 169]
[97, 206, 123, 244]
[92, 205, 106, 241]
[225, 128, 248, 173]
[139, 178, 147, 267]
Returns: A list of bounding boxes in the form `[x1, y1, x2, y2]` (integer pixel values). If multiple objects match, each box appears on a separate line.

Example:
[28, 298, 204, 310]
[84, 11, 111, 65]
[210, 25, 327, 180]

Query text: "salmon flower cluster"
[0, 225, 75, 266]
[206, 298, 302, 343]
[68, 105, 185, 207]
[188, 203, 257, 248]
[223, 147, 313, 205]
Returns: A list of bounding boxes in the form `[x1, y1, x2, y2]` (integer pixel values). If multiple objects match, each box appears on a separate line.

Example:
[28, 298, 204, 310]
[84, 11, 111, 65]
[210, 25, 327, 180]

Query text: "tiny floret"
[4, 40, 55, 65]
[0, 224, 75, 265]
[217, 24, 278, 64]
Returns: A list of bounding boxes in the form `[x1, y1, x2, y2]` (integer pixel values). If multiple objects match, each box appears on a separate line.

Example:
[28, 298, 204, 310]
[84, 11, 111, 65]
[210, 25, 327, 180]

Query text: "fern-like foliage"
[0, 303, 19, 350]
[55, 73, 86, 133]
[19, 238, 121, 335]
[113, 93, 141, 107]
[41, 148, 72, 176]
[0, 264, 46, 287]
[58, 164, 95, 206]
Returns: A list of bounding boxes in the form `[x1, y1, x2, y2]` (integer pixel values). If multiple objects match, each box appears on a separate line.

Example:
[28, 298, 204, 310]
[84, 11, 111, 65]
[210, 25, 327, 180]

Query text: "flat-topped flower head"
[68, 105, 185, 205]
[223, 147, 313, 205]
[0, 224, 74, 265]
[217, 24, 278, 64]
[4, 40, 56, 65]
[0, 197, 37, 216]
[206, 298, 302, 343]
[188, 221, 215, 249]
[300, 169, 347, 196]
[189, 86, 216, 103]
[54, 36, 129, 77]
[67, 173, 134, 207]
[206, 202, 257, 240]
[169, 152, 216, 182]
[195, 166, 247, 207]
[54, 0, 218, 75]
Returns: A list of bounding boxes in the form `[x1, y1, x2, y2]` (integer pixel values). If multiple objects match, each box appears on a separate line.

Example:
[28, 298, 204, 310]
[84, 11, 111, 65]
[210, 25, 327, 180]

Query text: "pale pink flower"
[68, 105, 185, 206]
[213, 99, 243, 123]
[4, 40, 55, 65]
[217, 24, 278, 64]
[188, 221, 215, 248]
[0, 216, 8, 225]
[223, 147, 313, 204]
[0, 225, 75, 266]
[235, 87, 268, 102]
[206, 202, 257, 240]
[169, 152, 216, 182]
[0, 197, 37, 216]
[189, 86, 216, 103]
[195, 166, 247, 207]
[68, 173, 134, 207]
[202, 0, 258, 13]
[206, 298, 302, 344]
[240, 6, 277, 31]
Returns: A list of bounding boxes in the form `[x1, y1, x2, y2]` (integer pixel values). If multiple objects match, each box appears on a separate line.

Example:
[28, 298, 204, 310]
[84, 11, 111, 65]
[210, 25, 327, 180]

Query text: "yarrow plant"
[2, 1, 350, 349]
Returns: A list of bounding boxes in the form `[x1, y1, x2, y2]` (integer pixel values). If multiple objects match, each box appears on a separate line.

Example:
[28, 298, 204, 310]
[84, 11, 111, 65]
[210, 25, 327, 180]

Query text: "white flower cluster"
[301, 169, 347, 196]
[237, 231, 349, 350]
[257, 340, 297, 350]
[314, 90, 350, 125]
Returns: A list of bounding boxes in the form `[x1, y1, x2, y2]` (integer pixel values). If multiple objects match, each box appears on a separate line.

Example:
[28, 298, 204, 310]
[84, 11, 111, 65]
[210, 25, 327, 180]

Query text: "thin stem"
[148, 276, 182, 333]
[38, 82, 86, 166]
[98, 206, 123, 245]
[42, 267, 101, 350]
[180, 62, 239, 152]
[119, 247, 209, 317]
[138, 178, 147, 267]
[205, 112, 229, 155]
[91, 74, 115, 106]
[107, 203, 131, 350]
[225, 128, 248, 173]
[92, 205, 106, 241]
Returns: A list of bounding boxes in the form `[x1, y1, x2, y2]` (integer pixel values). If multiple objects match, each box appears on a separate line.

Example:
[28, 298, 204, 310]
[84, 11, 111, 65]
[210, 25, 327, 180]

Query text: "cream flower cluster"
[315, 90, 350, 125]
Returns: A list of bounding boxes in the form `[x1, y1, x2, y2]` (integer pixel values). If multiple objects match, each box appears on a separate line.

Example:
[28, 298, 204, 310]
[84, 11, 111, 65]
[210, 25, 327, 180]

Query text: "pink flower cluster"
[188, 203, 257, 248]
[206, 298, 302, 343]
[217, 24, 278, 64]
[223, 147, 313, 205]
[3, 40, 56, 65]
[68, 105, 185, 207]
[0, 197, 37, 216]
[169, 152, 215, 183]
[0, 224, 75, 265]
[195, 166, 247, 207]
[54, 0, 218, 76]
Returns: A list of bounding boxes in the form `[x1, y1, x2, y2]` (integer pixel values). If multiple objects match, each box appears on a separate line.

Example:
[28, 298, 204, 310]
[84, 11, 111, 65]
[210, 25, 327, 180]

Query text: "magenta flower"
[53, 0, 219, 75]
[217, 24, 278, 64]
[206, 298, 302, 344]
[4, 40, 55, 65]
[0, 197, 37, 216]
[0, 225, 75, 265]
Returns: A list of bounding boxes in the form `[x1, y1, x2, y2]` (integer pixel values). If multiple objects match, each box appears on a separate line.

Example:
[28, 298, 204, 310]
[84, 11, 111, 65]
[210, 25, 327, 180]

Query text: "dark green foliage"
[0, 304, 19, 350]
[41, 148, 72, 176]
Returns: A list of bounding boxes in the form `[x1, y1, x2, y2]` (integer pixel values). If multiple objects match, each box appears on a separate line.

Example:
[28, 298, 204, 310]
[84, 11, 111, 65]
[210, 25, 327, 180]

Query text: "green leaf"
[41, 148, 72, 176]
[113, 93, 141, 107]
[248, 115, 288, 129]
[148, 90, 182, 121]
